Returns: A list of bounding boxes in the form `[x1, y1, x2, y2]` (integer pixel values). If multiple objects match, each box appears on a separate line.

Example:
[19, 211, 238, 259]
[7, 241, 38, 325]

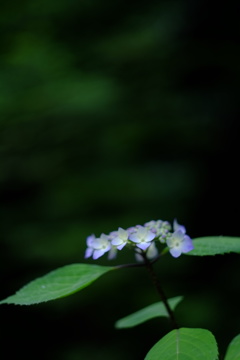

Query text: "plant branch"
[141, 252, 179, 329]
[115, 252, 179, 329]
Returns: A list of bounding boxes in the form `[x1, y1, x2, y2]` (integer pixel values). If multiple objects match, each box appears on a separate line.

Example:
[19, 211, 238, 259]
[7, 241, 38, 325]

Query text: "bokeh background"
[1, 0, 239, 359]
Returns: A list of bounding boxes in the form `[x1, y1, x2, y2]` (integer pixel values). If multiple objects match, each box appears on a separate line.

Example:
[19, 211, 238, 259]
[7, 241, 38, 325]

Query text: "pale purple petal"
[93, 249, 106, 259]
[117, 243, 126, 250]
[181, 235, 194, 253]
[110, 231, 118, 236]
[109, 231, 118, 240]
[136, 242, 151, 251]
[127, 227, 137, 234]
[173, 229, 185, 240]
[173, 219, 186, 234]
[84, 247, 93, 259]
[87, 234, 96, 247]
[169, 248, 182, 258]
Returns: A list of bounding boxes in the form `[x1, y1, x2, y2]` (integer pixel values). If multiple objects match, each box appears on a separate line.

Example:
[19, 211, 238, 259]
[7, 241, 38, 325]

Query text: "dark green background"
[1, 1, 239, 359]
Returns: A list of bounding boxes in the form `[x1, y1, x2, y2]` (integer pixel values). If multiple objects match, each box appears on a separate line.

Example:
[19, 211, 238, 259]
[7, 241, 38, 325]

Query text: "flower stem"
[141, 252, 179, 329]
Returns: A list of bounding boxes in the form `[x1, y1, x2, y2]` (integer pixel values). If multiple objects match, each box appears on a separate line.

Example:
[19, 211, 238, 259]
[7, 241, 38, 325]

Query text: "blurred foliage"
[0, 0, 240, 359]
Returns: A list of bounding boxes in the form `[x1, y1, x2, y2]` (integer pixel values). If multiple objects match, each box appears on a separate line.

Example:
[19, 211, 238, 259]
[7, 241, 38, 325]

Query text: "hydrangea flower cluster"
[85, 219, 194, 261]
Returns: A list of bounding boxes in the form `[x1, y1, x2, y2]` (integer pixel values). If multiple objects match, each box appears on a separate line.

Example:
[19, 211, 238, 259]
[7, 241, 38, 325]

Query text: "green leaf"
[186, 237, 240, 256]
[224, 334, 240, 360]
[145, 328, 218, 360]
[115, 296, 183, 329]
[0, 263, 114, 305]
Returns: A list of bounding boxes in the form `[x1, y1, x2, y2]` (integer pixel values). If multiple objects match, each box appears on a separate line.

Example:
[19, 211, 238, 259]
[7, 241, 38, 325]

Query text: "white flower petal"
[118, 227, 128, 238]
[135, 252, 144, 262]
[138, 226, 147, 238]
[146, 243, 158, 259]
[91, 239, 104, 249]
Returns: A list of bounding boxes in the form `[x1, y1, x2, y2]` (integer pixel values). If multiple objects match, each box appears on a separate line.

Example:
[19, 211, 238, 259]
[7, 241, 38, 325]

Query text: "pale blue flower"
[85, 233, 111, 260]
[129, 226, 155, 250]
[111, 227, 129, 250]
[166, 229, 194, 258]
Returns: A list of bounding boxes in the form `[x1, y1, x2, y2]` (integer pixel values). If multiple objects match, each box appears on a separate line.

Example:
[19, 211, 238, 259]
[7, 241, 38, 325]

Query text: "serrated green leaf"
[145, 328, 218, 360]
[224, 334, 240, 360]
[115, 296, 183, 329]
[186, 237, 240, 256]
[0, 263, 114, 305]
